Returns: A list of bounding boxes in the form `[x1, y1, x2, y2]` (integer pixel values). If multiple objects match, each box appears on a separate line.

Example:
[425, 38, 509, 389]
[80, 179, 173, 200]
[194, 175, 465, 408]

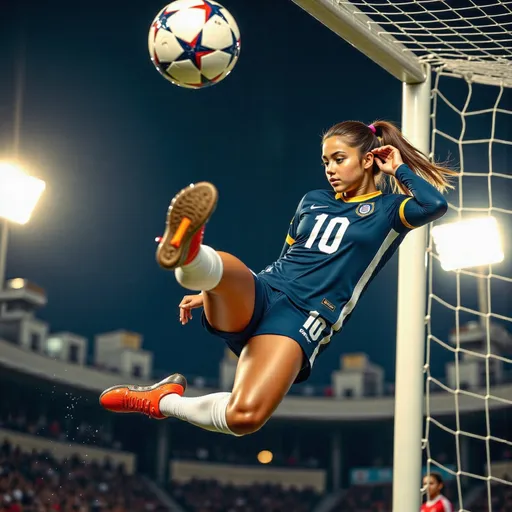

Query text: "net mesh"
[327, 0, 512, 85]
[425, 70, 512, 511]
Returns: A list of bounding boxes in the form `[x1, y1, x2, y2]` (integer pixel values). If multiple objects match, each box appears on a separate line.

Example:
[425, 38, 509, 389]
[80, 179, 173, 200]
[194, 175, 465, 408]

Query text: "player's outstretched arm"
[373, 145, 448, 229]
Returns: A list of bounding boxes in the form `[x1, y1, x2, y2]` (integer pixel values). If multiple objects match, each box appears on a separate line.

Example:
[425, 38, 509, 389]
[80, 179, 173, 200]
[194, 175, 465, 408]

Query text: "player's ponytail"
[323, 120, 456, 195]
[370, 120, 456, 194]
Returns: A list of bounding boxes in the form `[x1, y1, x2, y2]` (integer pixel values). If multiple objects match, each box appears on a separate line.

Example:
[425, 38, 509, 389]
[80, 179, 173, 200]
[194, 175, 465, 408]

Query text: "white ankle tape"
[175, 245, 223, 291]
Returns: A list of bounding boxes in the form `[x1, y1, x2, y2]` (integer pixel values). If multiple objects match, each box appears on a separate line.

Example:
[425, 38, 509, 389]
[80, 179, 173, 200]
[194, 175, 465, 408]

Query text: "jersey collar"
[335, 190, 382, 203]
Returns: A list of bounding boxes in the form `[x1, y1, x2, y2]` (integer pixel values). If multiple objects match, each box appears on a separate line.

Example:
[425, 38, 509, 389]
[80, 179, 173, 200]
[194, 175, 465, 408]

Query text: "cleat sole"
[156, 182, 218, 270]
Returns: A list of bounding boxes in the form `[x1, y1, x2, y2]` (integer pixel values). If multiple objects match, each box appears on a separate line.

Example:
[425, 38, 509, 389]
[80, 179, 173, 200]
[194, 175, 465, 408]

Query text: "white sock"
[159, 392, 241, 436]
[175, 245, 223, 291]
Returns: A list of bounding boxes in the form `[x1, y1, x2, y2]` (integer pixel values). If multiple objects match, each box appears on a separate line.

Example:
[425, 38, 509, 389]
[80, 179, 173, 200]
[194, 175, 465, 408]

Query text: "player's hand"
[179, 294, 204, 325]
[371, 145, 404, 175]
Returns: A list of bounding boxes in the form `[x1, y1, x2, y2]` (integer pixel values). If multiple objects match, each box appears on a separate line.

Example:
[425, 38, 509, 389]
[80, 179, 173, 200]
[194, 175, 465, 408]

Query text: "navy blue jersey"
[258, 165, 447, 348]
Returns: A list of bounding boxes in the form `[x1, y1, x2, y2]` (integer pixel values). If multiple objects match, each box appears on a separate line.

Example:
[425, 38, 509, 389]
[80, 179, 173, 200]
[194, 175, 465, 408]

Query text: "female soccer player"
[100, 120, 454, 436]
[421, 472, 453, 512]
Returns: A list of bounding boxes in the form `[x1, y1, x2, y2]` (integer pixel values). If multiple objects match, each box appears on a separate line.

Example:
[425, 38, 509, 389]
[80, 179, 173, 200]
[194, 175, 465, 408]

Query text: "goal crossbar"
[292, 0, 427, 83]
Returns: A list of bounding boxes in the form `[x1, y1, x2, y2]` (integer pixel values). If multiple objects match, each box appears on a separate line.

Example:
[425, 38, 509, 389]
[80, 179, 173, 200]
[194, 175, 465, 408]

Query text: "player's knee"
[226, 400, 269, 436]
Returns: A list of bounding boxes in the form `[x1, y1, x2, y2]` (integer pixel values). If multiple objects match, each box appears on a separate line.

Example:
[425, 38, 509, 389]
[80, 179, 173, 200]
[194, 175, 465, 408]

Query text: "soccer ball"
[148, 0, 241, 89]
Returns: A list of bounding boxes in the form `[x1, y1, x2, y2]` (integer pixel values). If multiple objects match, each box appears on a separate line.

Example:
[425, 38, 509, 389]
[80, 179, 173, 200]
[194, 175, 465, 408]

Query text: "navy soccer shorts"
[201, 274, 333, 383]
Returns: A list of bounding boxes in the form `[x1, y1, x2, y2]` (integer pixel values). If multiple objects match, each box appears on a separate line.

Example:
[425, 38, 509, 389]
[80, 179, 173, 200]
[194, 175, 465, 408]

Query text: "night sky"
[2, 0, 504, 386]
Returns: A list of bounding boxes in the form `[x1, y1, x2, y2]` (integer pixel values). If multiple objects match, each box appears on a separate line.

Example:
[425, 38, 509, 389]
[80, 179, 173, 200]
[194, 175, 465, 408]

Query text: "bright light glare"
[0, 162, 46, 224]
[46, 337, 63, 356]
[257, 450, 273, 464]
[8, 278, 26, 290]
[432, 217, 504, 271]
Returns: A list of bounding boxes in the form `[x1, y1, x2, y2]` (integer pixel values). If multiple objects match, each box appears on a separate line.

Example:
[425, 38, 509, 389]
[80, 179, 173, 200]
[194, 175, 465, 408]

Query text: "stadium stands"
[169, 479, 320, 512]
[471, 482, 512, 512]
[0, 439, 167, 512]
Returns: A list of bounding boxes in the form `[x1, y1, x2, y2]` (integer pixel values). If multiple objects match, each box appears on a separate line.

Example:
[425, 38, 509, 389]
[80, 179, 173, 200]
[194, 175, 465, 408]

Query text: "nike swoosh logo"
[310, 205, 328, 210]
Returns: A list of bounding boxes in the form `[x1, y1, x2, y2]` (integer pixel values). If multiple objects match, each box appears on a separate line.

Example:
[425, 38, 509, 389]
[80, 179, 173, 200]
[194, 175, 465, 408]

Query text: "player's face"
[423, 476, 443, 498]
[322, 136, 375, 196]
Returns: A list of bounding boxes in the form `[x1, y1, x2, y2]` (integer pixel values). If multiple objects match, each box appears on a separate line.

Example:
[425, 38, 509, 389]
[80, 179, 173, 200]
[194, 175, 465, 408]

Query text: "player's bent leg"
[201, 252, 255, 333]
[156, 181, 256, 333]
[225, 334, 304, 435]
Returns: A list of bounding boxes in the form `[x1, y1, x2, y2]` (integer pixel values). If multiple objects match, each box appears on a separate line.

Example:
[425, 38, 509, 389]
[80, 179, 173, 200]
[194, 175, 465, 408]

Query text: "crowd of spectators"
[472, 481, 512, 512]
[0, 411, 121, 451]
[331, 481, 460, 512]
[0, 440, 166, 512]
[169, 479, 320, 512]
[331, 483, 392, 512]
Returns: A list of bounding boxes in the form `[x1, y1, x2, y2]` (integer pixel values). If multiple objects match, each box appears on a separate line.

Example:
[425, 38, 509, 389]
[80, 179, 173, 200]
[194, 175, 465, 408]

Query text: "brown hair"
[322, 120, 456, 195]
[427, 472, 444, 485]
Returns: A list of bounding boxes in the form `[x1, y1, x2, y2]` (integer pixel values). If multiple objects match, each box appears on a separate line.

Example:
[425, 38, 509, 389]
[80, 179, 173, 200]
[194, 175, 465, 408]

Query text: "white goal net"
[291, 1, 512, 511]
[426, 67, 512, 512]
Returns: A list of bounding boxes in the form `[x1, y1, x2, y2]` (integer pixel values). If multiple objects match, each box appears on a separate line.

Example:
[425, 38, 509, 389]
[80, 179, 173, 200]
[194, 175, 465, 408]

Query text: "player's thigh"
[227, 334, 303, 424]
[203, 251, 255, 333]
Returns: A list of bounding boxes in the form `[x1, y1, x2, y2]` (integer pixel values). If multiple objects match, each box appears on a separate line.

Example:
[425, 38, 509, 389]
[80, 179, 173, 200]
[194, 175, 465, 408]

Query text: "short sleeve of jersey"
[384, 194, 415, 233]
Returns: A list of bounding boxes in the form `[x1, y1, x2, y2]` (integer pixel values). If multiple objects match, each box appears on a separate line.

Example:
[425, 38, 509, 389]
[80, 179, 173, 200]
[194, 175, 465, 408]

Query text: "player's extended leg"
[100, 333, 303, 436]
[224, 334, 304, 434]
[156, 182, 255, 333]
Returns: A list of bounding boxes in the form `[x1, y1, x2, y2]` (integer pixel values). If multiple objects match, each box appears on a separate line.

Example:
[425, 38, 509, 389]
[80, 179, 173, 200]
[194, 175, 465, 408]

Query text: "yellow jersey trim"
[399, 197, 416, 229]
[286, 234, 296, 245]
[335, 190, 383, 203]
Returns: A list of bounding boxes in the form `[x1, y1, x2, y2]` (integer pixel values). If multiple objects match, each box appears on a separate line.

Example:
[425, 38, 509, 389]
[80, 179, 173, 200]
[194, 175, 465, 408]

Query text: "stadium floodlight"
[0, 161, 46, 291]
[432, 217, 504, 271]
[0, 162, 45, 224]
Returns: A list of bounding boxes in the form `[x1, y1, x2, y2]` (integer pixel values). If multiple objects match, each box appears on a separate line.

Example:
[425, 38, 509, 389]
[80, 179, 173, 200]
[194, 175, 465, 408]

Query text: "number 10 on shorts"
[301, 311, 326, 342]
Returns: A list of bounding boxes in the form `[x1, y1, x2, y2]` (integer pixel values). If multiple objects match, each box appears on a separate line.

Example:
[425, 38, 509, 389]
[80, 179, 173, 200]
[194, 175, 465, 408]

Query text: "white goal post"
[291, 1, 512, 511]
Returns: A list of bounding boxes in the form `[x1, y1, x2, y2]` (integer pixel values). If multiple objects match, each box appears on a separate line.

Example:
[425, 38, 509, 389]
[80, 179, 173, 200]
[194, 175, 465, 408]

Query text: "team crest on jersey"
[356, 203, 375, 217]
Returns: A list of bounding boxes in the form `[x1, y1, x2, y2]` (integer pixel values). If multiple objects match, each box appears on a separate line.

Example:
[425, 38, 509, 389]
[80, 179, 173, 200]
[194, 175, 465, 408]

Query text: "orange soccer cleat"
[99, 374, 187, 420]
[156, 182, 218, 270]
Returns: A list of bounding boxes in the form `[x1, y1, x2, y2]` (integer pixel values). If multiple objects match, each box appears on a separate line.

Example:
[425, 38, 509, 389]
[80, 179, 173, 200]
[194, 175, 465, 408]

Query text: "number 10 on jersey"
[302, 311, 327, 342]
[305, 214, 350, 254]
